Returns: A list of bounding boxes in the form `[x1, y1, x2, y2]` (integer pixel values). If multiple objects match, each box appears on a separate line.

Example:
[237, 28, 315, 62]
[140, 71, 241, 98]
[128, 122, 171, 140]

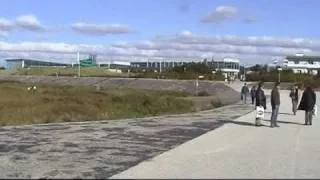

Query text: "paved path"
[0, 102, 252, 179]
[111, 90, 320, 179]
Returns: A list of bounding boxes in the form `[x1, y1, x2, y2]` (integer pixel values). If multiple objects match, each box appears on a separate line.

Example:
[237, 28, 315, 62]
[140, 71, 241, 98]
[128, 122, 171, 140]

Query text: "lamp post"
[277, 67, 282, 83]
[242, 63, 247, 81]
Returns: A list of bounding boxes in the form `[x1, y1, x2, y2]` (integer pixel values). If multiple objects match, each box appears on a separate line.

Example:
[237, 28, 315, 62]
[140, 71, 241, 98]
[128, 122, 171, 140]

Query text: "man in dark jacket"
[241, 83, 250, 104]
[255, 82, 266, 126]
[298, 86, 316, 125]
[271, 82, 281, 127]
[250, 86, 257, 105]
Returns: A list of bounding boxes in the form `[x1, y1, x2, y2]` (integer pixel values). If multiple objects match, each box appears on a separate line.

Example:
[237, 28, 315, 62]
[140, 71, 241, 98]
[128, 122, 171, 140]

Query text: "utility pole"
[77, 51, 80, 77]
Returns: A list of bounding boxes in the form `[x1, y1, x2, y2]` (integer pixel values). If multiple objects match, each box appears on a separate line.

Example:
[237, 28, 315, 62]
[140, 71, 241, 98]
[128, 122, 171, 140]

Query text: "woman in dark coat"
[255, 82, 266, 126]
[298, 86, 316, 125]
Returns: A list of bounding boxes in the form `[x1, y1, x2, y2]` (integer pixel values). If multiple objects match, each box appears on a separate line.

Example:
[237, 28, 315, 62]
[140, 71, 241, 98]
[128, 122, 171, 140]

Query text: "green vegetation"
[246, 69, 320, 88]
[12, 67, 134, 77]
[9, 61, 224, 81]
[0, 69, 9, 75]
[131, 62, 225, 80]
[197, 91, 211, 96]
[0, 81, 198, 126]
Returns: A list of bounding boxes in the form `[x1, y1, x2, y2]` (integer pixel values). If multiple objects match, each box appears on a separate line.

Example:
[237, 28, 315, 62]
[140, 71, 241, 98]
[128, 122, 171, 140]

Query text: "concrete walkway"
[111, 90, 320, 179]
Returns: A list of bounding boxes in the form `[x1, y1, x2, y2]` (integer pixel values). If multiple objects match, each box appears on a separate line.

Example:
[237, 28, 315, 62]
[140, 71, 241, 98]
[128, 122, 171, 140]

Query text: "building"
[282, 53, 320, 75]
[98, 61, 131, 69]
[5, 59, 71, 70]
[208, 58, 240, 77]
[130, 61, 187, 70]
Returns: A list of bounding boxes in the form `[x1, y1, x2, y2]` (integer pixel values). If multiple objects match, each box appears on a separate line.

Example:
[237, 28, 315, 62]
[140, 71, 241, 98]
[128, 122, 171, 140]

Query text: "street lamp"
[277, 67, 282, 83]
[242, 63, 247, 81]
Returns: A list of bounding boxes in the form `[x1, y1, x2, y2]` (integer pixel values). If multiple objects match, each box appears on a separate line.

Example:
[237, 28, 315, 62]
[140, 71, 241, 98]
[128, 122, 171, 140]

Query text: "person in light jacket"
[298, 85, 316, 126]
[270, 82, 281, 128]
[255, 82, 266, 126]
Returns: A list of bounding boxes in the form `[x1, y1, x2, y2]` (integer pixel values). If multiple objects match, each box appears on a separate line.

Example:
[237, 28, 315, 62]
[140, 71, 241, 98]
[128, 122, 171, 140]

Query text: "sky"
[1, 0, 320, 65]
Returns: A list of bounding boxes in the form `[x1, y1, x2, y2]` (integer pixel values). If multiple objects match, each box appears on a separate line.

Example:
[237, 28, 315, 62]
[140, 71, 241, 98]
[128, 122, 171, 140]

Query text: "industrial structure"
[4, 55, 241, 79]
[283, 53, 320, 75]
[98, 61, 131, 69]
[5, 59, 71, 69]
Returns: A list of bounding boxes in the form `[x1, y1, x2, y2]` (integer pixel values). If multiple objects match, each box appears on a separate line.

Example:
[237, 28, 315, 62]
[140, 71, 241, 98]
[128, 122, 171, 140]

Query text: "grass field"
[10, 67, 134, 77]
[0, 81, 199, 126]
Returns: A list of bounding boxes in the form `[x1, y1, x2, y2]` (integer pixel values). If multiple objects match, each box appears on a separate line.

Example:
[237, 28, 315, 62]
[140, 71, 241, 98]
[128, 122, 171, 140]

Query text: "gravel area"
[0, 75, 249, 178]
[0, 75, 230, 94]
[0, 102, 253, 179]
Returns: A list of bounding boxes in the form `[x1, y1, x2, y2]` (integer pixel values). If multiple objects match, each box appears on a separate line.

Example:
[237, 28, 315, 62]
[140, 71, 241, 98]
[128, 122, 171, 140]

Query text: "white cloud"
[15, 15, 47, 32]
[0, 31, 8, 39]
[242, 16, 257, 24]
[201, 6, 238, 23]
[154, 32, 320, 50]
[0, 18, 14, 31]
[1, 31, 320, 65]
[180, 30, 193, 37]
[201, 5, 257, 24]
[71, 23, 132, 35]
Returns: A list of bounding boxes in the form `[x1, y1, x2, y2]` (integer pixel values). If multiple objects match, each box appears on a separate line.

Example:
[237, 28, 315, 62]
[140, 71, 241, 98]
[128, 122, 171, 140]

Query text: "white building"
[282, 53, 320, 75]
[209, 58, 240, 78]
[97, 61, 131, 69]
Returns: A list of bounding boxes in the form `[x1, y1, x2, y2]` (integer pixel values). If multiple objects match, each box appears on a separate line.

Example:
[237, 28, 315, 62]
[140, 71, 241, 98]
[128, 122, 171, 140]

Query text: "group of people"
[241, 82, 317, 127]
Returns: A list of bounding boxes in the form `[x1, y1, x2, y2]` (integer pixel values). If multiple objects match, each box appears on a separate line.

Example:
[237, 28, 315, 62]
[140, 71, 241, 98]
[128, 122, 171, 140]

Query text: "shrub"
[211, 99, 223, 108]
[197, 91, 210, 96]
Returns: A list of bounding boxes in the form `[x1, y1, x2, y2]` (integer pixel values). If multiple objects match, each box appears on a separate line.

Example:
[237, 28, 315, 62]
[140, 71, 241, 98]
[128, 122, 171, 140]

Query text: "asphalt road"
[0, 102, 253, 179]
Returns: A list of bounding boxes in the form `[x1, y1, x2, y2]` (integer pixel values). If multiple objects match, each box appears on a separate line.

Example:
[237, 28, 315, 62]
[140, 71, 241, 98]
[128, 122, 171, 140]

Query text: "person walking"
[298, 86, 316, 126]
[241, 83, 250, 104]
[255, 82, 266, 126]
[271, 82, 281, 128]
[250, 86, 257, 105]
[290, 85, 299, 115]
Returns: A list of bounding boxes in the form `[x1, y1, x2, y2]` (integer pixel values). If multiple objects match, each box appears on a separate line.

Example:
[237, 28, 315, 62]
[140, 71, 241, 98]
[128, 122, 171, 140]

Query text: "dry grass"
[0, 69, 9, 75]
[0, 81, 194, 126]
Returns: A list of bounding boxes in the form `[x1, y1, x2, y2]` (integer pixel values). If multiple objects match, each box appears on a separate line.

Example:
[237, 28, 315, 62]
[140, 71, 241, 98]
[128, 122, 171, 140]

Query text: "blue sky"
[0, 0, 320, 64]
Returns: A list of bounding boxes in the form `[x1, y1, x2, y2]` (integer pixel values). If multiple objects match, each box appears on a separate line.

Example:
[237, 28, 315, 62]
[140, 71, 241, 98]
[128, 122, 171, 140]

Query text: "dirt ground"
[0, 75, 241, 111]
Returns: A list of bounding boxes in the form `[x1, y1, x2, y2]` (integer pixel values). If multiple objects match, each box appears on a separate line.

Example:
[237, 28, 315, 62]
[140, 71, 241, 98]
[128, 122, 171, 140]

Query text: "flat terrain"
[0, 76, 250, 178]
[0, 102, 253, 179]
[112, 89, 320, 179]
[0, 75, 234, 95]
[0, 75, 241, 126]
[0, 81, 196, 126]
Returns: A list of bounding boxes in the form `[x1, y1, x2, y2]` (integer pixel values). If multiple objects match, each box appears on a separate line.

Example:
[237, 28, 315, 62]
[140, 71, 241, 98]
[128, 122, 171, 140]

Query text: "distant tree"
[170, 62, 211, 74]
[249, 64, 263, 72]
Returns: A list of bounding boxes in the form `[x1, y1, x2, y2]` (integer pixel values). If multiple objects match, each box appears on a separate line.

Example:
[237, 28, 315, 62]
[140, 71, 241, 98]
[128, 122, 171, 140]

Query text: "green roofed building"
[79, 58, 97, 67]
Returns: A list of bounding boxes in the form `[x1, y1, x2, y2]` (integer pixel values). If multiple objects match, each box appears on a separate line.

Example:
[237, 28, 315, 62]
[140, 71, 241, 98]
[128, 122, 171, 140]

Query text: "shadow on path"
[262, 119, 304, 125]
[265, 111, 294, 116]
[218, 120, 268, 127]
